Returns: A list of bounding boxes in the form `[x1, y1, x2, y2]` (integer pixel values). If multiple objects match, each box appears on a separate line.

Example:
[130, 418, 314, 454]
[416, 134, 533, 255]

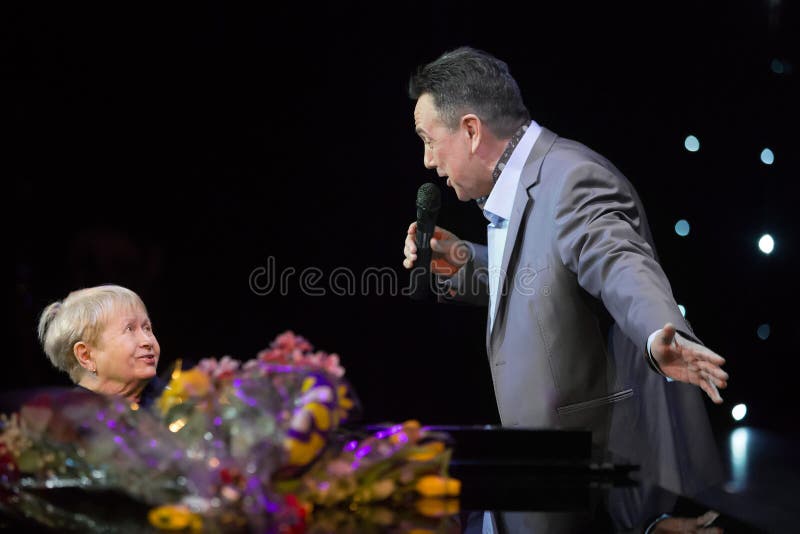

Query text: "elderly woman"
[37, 284, 162, 405]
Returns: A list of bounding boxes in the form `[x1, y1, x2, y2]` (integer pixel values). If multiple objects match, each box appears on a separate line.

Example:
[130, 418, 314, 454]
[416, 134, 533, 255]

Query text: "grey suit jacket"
[446, 128, 723, 496]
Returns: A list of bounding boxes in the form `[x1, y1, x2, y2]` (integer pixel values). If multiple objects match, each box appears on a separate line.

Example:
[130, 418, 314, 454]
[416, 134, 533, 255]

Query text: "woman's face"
[91, 303, 160, 394]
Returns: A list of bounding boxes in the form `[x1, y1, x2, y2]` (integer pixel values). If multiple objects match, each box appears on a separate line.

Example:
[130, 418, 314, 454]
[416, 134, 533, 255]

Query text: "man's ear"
[461, 114, 482, 154]
[73, 341, 94, 372]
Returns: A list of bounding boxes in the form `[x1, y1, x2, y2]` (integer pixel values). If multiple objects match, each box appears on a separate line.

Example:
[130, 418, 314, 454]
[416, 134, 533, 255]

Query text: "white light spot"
[684, 135, 700, 152]
[732, 403, 747, 422]
[674, 219, 690, 237]
[757, 324, 770, 340]
[727, 427, 749, 492]
[678, 304, 686, 317]
[760, 148, 774, 165]
[758, 234, 775, 254]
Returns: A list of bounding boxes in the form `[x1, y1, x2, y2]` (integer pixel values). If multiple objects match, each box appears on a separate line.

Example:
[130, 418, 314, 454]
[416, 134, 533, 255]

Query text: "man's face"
[414, 93, 488, 201]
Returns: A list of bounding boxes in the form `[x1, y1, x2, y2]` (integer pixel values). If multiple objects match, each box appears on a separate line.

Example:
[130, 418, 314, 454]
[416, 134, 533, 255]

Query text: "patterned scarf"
[475, 122, 529, 209]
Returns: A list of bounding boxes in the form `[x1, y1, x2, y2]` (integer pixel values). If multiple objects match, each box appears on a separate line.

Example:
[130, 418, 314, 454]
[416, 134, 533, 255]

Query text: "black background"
[9, 1, 799, 437]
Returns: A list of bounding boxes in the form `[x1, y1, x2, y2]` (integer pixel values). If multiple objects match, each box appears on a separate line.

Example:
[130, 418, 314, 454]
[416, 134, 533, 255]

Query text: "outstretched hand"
[650, 323, 729, 404]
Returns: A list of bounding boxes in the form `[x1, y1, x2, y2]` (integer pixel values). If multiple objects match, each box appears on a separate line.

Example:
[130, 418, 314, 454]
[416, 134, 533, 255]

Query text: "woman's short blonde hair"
[37, 285, 148, 383]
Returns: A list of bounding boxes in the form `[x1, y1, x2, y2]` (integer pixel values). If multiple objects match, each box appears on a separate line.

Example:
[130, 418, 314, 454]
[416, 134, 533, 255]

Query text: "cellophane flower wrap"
[0, 332, 459, 533]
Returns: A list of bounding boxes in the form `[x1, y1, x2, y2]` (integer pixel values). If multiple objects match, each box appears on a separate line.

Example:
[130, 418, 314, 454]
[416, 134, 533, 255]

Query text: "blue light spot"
[760, 148, 774, 165]
[684, 135, 700, 152]
[674, 219, 690, 237]
[757, 324, 770, 340]
[771, 59, 784, 74]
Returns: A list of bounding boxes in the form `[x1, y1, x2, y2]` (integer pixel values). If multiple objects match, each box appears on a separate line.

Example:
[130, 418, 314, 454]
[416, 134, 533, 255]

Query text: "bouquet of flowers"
[0, 332, 460, 533]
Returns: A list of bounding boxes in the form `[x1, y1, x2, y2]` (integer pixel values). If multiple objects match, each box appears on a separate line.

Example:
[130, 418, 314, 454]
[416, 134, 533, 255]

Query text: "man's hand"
[651, 323, 729, 403]
[652, 510, 721, 533]
[403, 221, 471, 276]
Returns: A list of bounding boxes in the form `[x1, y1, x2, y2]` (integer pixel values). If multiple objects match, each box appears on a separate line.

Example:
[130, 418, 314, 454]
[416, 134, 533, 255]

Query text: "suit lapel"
[488, 128, 558, 349]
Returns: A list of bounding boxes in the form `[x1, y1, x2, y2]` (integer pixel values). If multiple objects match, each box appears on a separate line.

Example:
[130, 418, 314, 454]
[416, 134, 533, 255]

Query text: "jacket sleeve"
[553, 162, 695, 357]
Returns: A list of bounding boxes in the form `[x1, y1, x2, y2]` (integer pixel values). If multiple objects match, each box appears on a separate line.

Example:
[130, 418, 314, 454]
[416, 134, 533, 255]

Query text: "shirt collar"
[481, 120, 542, 223]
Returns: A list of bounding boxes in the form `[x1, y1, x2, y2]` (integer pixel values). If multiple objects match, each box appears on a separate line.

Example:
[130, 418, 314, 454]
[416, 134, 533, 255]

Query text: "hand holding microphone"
[404, 183, 470, 300]
[403, 223, 467, 276]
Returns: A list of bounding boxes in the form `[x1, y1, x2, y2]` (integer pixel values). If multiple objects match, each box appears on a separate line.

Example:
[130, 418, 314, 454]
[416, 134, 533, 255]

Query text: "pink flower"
[196, 356, 242, 379]
[254, 332, 345, 378]
[272, 331, 314, 354]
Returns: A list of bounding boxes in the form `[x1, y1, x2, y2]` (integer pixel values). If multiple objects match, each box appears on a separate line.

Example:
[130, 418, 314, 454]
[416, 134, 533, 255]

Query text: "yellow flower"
[177, 369, 212, 397]
[285, 432, 326, 467]
[305, 402, 331, 431]
[354, 478, 396, 503]
[407, 441, 445, 462]
[147, 504, 202, 531]
[338, 385, 354, 410]
[415, 497, 460, 518]
[415, 475, 461, 497]
[157, 365, 212, 415]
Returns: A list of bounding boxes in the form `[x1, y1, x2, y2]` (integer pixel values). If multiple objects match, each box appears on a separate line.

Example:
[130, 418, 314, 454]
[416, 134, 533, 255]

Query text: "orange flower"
[389, 419, 422, 445]
[414, 475, 461, 497]
[415, 497, 460, 518]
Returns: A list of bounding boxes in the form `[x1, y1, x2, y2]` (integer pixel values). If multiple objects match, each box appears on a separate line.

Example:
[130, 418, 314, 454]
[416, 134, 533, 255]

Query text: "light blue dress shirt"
[483, 121, 542, 331]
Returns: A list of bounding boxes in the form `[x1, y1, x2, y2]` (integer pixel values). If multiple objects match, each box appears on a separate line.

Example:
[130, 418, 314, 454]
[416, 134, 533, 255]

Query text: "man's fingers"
[696, 510, 720, 527]
[700, 370, 728, 389]
[689, 346, 726, 366]
[700, 376, 723, 404]
[404, 223, 418, 269]
[702, 382, 723, 404]
[696, 360, 729, 382]
[660, 323, 677, 346]
[405, 238, 417, 256]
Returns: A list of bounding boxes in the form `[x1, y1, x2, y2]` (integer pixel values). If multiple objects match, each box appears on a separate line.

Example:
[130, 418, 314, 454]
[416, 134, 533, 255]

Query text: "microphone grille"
[416, 182, 441, 210]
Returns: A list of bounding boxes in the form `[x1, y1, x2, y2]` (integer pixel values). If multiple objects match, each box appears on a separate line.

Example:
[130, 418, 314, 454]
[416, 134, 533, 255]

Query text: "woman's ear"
[73, 341, 95, 373]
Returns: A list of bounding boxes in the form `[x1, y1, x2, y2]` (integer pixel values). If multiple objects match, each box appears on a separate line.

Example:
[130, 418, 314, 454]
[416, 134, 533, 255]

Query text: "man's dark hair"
[409, 46, 530, 138]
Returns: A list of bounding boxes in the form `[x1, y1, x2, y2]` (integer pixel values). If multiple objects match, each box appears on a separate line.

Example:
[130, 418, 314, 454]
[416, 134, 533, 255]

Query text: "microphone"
[409, 182, 441, 301]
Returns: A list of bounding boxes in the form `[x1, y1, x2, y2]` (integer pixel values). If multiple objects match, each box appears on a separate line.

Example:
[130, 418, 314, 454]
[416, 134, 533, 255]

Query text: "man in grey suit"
[402, 47, 729, 499]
